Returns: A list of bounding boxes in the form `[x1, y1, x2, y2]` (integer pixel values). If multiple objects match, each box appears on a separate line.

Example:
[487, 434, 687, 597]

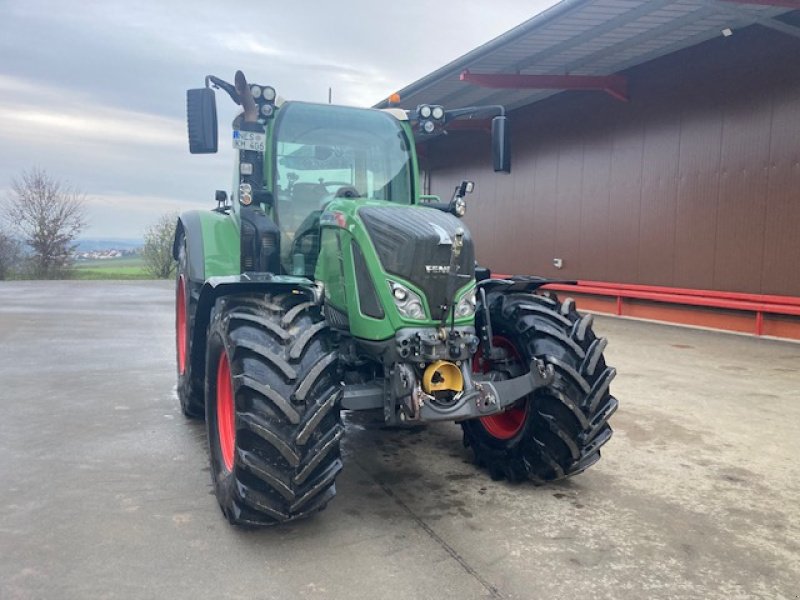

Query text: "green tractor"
[175, 71, 617, 526]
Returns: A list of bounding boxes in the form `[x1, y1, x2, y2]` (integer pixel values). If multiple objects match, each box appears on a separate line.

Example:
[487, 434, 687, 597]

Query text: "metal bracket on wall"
[709, 0, 800, 39]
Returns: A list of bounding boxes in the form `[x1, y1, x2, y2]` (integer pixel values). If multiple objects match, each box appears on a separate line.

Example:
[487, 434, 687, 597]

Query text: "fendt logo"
[425, 265, 450, 274]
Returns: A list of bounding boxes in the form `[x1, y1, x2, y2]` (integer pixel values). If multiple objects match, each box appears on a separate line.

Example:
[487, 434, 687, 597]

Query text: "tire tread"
[206, 293, 342, 527]
[462, 291, 617, 484]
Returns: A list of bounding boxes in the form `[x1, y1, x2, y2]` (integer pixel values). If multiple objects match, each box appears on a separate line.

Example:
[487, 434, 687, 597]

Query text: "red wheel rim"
[475, 336, 528, 440]
[176, 275, 187, 375]
[216, 352, 235, 471]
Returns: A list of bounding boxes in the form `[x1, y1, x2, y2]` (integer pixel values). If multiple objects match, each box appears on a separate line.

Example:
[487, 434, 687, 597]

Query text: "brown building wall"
[425, 24, 800, 297]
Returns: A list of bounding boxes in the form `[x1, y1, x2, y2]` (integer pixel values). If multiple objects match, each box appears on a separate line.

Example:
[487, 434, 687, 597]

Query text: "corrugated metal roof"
[374, 0, 799, 111]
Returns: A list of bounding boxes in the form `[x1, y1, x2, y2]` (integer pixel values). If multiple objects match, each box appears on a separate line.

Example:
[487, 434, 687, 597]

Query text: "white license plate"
[232, 130, 266, 152]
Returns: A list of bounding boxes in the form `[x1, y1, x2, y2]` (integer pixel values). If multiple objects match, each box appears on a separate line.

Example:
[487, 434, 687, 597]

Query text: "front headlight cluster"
[454, 289, 477, 318]
[388, 280, 426, 320]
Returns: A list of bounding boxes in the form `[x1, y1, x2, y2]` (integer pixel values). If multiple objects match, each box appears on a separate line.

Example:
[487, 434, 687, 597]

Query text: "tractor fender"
[173, 212, 206, 282]
[187, 275, 318, 385]
[174, 210, 241, 282]
[477, 275, 577, 295]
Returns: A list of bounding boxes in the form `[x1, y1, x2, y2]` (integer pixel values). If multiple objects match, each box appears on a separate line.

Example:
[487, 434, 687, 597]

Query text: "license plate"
[232, 130, 266, 152]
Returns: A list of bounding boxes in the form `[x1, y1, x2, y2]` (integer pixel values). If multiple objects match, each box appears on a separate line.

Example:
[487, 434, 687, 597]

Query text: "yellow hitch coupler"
[422, 360, 464, 394]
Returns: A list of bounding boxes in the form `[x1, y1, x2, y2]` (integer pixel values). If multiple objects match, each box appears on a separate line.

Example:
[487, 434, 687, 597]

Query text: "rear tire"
[175, 234, 204, 419]
[462, 292, 618, 483]
[206, 292, 343, 526]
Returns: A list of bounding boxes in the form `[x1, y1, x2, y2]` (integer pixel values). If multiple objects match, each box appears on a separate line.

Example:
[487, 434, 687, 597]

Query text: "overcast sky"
[0, 0, 558, 239]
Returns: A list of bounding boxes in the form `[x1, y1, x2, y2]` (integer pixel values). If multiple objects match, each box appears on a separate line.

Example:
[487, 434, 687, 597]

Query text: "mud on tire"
[206, 292, 343, 526]
[462, 292, 618, 483]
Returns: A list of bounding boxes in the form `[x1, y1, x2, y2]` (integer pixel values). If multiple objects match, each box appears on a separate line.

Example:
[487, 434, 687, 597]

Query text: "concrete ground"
[0, 280, 798, 600]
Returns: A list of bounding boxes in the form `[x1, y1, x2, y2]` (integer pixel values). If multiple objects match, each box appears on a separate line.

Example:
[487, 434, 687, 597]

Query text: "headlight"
[431, 105, 444, 120]
[422, 120, 435, 134]
[419, 104, 432, 118]
[250, 85, 262, 99]
[239, 182, 252, 206]
[454, 289, 476, 318]
[388, 280, 426, 320]
[453, 196, 466, 217]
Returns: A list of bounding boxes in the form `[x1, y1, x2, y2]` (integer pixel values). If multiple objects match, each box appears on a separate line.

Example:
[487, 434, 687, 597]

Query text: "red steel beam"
[493, 276, 800, 314]
[568, 280, 800, 307]
[491, 277, 800, 336]
[719, 0, 800, 8]
[539, 283, 800, 317]
[459, 70, 628, 102]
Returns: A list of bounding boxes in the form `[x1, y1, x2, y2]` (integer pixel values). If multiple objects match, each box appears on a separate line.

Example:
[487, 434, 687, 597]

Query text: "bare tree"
[3, 168, 86, 278]
[0, 229, 22, 280]
[142, 212, 178, 279]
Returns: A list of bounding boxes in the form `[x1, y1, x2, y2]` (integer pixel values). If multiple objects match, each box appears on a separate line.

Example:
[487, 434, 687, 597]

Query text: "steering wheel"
[334, 185, 362, 199]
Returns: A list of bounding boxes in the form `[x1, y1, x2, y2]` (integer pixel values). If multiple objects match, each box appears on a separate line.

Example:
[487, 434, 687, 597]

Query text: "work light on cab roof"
[416, 103, 446, 135]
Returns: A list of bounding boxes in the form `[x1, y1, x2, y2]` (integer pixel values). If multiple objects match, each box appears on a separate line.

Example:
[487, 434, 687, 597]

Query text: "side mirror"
[491, 116, 510, 173]
[187, 88, 218, 154]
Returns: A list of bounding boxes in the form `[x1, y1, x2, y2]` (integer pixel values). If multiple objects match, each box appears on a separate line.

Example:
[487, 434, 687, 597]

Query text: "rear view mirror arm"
[205, 75, 241, 105]
[443, 104, 505, 123]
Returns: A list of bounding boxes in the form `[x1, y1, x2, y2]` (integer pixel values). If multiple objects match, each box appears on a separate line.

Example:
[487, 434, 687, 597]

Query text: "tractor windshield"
[273, 102, 414, 273]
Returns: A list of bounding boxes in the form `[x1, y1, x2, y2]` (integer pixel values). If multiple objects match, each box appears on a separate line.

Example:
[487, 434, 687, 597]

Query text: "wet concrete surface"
[0, 280, 798, 599]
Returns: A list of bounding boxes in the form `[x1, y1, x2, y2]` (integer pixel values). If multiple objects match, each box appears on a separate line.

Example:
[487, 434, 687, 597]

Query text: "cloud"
[83, 192, 205, 214]
[0, 73, 229, 208]
[0, 184, 203, 239]
[0, 74, 184, 146]
[216, 34, 286, 58]
[0, 0, 559, 237]
[0, 105, 183, 147]
[81, 192, 208, 238]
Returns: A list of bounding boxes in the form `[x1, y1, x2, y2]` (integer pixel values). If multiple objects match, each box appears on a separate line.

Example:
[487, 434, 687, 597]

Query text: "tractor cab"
[272, 101, 415, 276]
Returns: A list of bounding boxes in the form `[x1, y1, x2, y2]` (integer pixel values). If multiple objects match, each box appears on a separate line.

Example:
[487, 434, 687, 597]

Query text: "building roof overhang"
[374, 0, 800, 112]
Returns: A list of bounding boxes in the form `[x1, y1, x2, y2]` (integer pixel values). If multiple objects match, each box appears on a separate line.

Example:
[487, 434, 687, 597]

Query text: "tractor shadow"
[187, 406, 582, 540]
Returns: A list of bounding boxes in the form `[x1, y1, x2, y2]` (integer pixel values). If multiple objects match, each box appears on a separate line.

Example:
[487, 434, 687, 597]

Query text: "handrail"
[540, 283, 800, 317]
[491, 275, 800, 337]
[564, 280, 800, 307]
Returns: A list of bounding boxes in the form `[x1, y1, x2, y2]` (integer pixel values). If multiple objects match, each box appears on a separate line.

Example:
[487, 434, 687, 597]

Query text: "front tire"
[206, 293, 343, 526]
[462, 292, 618, 483]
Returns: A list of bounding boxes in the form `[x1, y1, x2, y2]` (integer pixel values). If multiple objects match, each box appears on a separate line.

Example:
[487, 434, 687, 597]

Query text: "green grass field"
[70, 256, 153, 280]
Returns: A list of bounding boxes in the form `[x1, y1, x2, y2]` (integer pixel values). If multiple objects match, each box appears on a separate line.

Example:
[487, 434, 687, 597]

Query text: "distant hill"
[75, 238, 143, 252]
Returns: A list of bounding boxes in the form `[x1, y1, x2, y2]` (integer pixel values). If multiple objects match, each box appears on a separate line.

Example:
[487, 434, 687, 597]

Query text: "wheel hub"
[475, 336, 528, 440]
